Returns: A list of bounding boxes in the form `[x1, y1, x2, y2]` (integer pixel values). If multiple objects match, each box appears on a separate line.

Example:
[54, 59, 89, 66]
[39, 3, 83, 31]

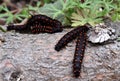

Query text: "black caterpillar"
[73, 26, 88, 77]
[55, 26, 89, 78]
[55, 26, 87, 51]
[26, 14, 57, 26]
[26, 14, 63, 32]
[7, 14, 63, 33]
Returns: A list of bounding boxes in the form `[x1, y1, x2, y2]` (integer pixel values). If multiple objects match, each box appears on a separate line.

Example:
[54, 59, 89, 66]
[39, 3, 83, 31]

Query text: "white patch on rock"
[88, 23, 117, 43]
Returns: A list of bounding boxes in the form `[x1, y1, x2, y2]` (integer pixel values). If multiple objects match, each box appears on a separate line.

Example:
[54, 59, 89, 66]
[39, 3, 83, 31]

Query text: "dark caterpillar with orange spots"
[26, 14, 55, 26]
[26, 14, 63, 32]
[31, 23, 62, 34]
[7, 14, 63, 33]
[73, 26, 88, 77]
[55, 26, 86, 51]
[55, 26, 89, 78]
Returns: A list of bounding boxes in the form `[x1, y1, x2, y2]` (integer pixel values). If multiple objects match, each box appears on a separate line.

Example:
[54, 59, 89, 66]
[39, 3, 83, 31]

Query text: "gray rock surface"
[0, 29, 120, 81]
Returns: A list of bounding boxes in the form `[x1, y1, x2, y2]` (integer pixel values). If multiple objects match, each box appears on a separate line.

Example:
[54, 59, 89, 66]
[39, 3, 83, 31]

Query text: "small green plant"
[0, 0, 120, 32]
[0, 4, 29, 24]
[0, 2, 42, 32]
[39, 0, 75, 25]
[39, 0, 120, 26]
[111, 0, 120, 21]
[0, 25, 6, 32]
[71, 0, 117, 26]
[27, 1, 41, 13]
[0, 2, 42, 25]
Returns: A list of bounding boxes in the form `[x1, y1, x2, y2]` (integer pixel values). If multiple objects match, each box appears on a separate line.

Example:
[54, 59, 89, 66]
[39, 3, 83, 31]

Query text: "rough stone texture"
[0, 29, 120, 81]
[105, 21, 120, 37]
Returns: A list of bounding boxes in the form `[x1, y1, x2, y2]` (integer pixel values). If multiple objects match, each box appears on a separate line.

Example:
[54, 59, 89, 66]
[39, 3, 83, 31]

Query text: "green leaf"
[6, 14, 14, 24]
[71, 13, 84, 21]
[0, 25, 6, 32]
[39, 0, 63, 18]
[117, 37, 120, 42]
[39, 0, 75, 25]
